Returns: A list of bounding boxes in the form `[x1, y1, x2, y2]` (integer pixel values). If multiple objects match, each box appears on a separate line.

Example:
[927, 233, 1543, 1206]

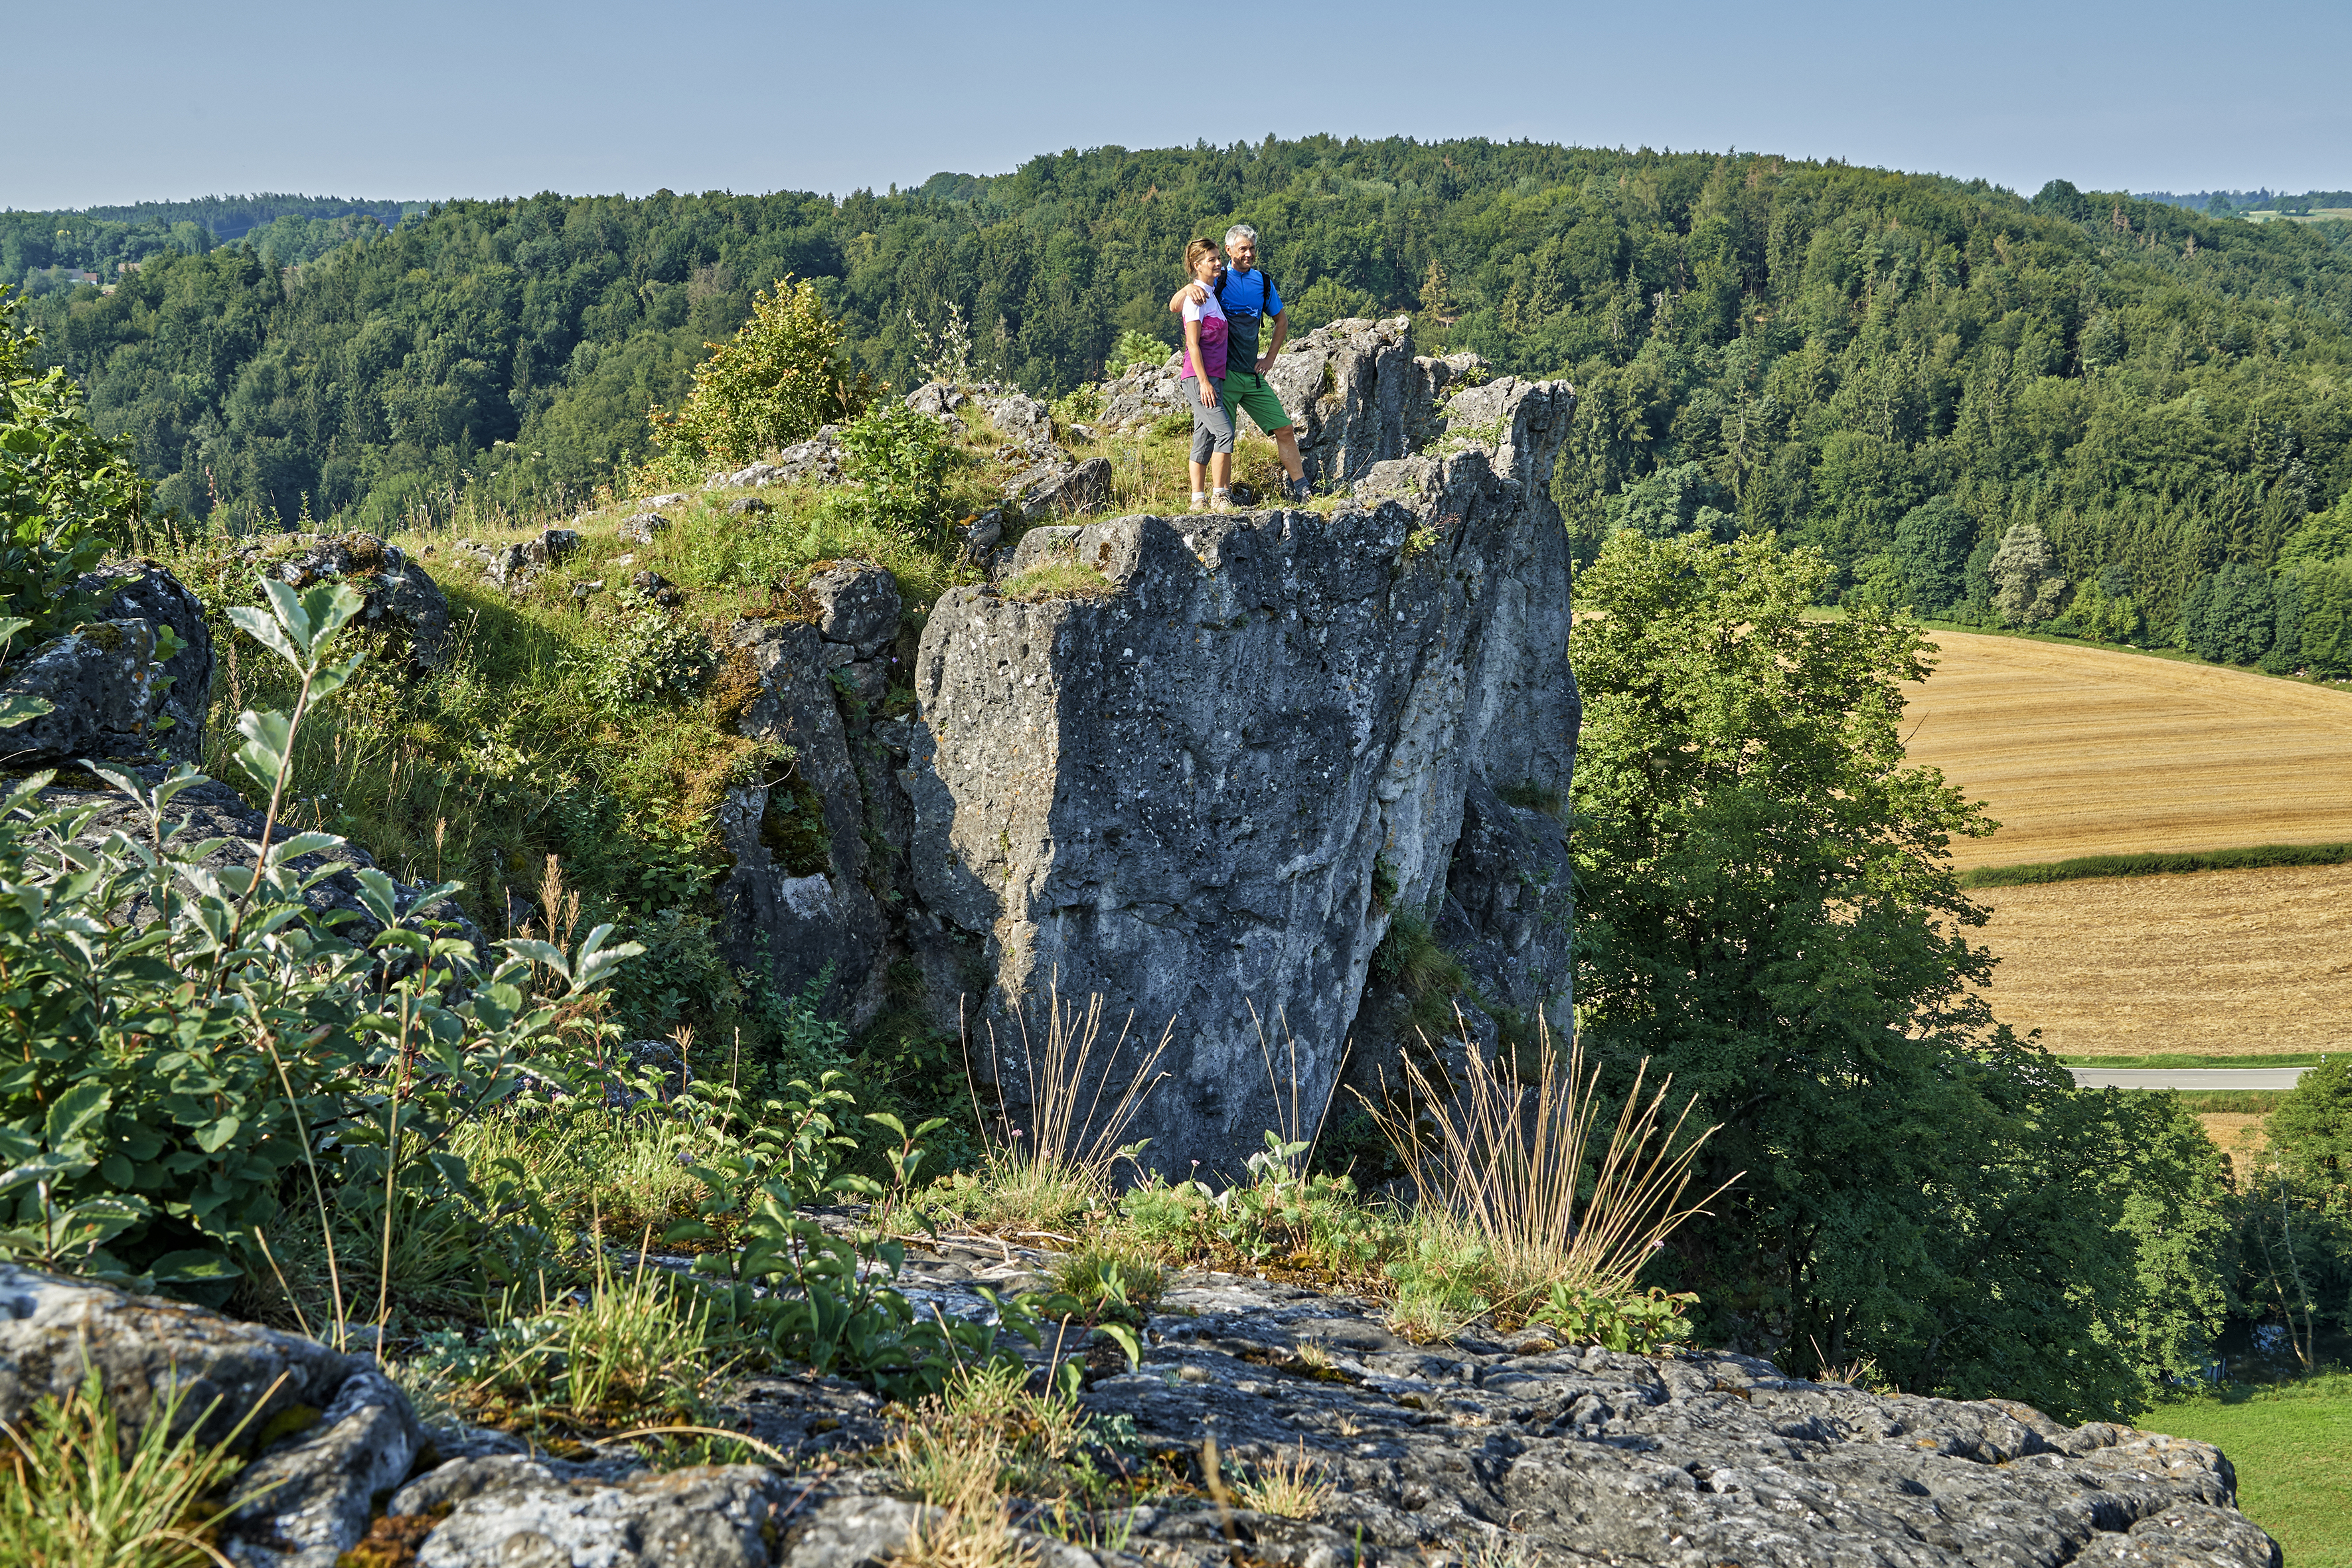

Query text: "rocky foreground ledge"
[0, 1251, 2276, 1567]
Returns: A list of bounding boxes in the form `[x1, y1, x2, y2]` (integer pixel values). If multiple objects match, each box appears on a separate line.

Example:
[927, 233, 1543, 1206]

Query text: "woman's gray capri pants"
[1189, 378, 1234, 462]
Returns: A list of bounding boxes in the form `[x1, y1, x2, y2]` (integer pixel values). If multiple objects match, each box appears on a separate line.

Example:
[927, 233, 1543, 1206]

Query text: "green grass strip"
[2057, 1052, 2330, 1069]
[1960, 842, 2352, 888]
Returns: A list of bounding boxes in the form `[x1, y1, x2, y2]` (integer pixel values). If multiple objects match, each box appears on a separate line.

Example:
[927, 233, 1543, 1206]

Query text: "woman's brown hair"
[1184, 238, 1219, 277]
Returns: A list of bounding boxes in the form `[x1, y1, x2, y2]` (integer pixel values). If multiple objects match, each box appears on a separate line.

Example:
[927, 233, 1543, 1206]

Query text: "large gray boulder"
[0, 560, 215, 767]
[0, 1244, 2283, 1568]
[243, 532, 452, 670]
[1265, 316, 1490, 489]
[82, 560, 214, 759]
[1005, 455, 1113, 517]
[0, 619, 170, 765]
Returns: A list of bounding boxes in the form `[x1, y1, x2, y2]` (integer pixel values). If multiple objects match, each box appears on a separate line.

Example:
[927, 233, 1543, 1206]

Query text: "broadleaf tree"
[1570, 529, 2228, 1418]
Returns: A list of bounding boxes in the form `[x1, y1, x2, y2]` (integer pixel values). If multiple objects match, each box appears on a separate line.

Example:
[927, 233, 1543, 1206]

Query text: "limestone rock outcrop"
[923, 414, 1574, 1170]
[1262, 315, 1491, 489]
[0, 1253, 2282, 1568]
[714, 320, 1576, 1172]
[0, 561, 213, 766]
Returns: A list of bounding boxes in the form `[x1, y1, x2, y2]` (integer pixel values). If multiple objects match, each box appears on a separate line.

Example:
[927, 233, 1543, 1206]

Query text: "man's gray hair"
[1223, 223, 1259, 249]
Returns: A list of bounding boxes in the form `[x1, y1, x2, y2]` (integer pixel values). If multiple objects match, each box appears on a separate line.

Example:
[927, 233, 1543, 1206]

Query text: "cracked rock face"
[702, 324, 1579, 1170]
[911, 374, 1578, 1174]
[19, 1252, 2278, 1568]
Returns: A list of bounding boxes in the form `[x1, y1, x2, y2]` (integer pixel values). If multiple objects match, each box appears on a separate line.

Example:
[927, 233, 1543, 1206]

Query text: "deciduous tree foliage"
[1571, 531, 2228, 1417]
[0, 292, 139, 639]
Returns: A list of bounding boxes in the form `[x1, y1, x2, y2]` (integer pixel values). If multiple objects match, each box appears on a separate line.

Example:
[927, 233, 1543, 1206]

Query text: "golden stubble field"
[1966, 864, 2352, 1058]
[1901, 633, 2352, 870]
[1899, 633, 2352, 1061]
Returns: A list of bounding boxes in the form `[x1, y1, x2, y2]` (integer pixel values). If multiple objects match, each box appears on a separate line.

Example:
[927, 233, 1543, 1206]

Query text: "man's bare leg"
[1273, 427, 1306, 483]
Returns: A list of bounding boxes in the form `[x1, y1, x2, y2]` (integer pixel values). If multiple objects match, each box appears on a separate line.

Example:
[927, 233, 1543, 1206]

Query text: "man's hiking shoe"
[1287, 478, 1314, 505]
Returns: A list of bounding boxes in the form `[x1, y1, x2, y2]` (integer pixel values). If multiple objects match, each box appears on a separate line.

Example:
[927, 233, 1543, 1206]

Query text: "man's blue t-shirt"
[1216, 269, 1283, 367]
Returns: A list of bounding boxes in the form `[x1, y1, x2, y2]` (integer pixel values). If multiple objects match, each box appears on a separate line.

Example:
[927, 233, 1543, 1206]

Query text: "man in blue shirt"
[1170, 224, 1312, 505]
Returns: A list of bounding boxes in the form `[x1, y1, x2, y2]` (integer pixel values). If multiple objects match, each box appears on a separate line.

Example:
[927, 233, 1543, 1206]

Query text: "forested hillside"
[1, 195, 417, 291]
[15, 137, 2352, 648]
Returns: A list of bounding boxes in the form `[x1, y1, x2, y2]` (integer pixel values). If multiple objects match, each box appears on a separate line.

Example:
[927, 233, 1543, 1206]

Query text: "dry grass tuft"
[1231, 1442, 1336, 1520]
[1370, 1017, 1734, 1324]
[955, 986, 1170, 1233]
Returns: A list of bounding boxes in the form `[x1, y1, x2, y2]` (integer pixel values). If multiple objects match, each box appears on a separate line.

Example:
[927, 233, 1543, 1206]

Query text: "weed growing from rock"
[0, 1362, 276, 1568]
[996, 557, 1116, 603]
[1231, 1441, 1336, 1520]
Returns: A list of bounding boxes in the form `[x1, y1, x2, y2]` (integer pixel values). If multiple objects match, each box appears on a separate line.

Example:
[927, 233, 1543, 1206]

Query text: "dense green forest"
[13, 138, 2352, 662]
[1, 195, 419, 295]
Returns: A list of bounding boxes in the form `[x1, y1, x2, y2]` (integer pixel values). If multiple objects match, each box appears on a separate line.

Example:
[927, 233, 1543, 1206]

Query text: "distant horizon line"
[13, 143, 2349, 222]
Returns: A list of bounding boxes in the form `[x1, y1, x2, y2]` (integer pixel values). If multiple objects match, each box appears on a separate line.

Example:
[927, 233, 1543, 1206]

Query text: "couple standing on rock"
[1173, 223, 1313, 511]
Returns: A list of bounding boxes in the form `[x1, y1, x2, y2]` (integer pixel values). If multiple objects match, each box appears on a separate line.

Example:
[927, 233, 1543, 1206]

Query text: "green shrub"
[837, 398, 953, 532]
[0, 580, 639, 1300]
[1105, 329, 1170, 377]
[586, 599, 717, 709]
[651, 278, 869, 471]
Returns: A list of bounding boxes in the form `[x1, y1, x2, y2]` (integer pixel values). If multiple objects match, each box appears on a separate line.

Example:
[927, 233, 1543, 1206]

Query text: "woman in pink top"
[1178, 238, 1236, 511]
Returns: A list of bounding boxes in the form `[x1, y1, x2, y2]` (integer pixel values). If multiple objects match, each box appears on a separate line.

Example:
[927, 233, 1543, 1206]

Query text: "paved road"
[2069, 1067, 2308, 1090]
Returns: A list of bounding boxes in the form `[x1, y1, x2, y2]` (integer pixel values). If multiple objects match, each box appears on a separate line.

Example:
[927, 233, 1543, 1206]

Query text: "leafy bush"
[651, 277, 868, 471]
[0, 290, 139, 642]
[1528, 1283, 1698, 1352]
[837, 398, 953, 532]
[0, 580, 639, 1300]
[586, 599, 716, 709]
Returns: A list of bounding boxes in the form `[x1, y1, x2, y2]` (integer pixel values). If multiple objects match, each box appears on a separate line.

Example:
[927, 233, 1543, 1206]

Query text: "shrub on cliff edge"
[649, 277, 870, 476]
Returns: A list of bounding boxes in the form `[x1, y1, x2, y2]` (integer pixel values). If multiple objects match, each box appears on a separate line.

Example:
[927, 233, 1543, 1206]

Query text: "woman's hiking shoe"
[1212, 489, 1233, 511]
[1190, 491, 1209, 512]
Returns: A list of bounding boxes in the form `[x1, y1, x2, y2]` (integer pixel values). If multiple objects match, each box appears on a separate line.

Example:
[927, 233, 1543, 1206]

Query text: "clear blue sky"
[9, 0, 2346, 211]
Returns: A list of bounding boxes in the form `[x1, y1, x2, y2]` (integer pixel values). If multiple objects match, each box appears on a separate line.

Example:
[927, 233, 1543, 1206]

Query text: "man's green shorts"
[1221, 368, 1294, 437]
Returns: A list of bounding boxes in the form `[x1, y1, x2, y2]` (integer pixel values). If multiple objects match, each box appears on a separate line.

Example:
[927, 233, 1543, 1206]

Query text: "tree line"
[11, 137, 2352, 652]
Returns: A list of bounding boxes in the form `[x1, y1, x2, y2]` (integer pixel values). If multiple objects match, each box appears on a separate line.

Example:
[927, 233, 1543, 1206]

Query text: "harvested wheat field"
[1970, 863, 2352, 1058]
[1902, 633, 2352, 870]
[2198, 1114, 2270, 1178]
